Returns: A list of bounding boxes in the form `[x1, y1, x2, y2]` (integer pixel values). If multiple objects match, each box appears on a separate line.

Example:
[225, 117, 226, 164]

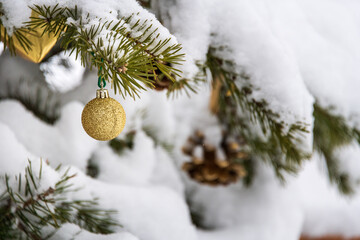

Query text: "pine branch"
[0, 3, 33, 55]
[206, 51, 310, 181]
[109, 127, 173, 156]
[142, 126, 174, 152]
[0, 79, 61, 125]
[1, 4, 186, 98]
[166, 61, 207, 97]
[0, 2, 3, 17]
[313, 103, 360, 194]
[138, 0, 152, 9]
[109, 130, 136, 155]
[0, 160, 119, 239]
[86, 156, 100, 179]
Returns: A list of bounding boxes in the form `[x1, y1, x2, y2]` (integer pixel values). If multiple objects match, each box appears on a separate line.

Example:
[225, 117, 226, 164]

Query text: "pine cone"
[153, 76, 173, 91]
[151, 61, 176, 91]
[182, 130, 248, 186]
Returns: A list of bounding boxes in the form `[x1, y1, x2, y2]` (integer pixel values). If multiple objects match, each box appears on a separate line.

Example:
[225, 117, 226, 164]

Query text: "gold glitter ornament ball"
[82, 89, 126, 141]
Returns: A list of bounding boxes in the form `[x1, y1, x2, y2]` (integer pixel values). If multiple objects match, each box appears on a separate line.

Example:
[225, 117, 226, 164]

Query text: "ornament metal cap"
[96, 89, 109, 99]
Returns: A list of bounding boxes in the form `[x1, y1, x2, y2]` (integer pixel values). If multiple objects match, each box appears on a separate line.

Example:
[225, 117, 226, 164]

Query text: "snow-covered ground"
[1, 0, 360, 239]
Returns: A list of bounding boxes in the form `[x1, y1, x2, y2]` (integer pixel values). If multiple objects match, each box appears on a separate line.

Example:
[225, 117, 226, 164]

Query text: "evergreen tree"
[1, 0, 360, 239]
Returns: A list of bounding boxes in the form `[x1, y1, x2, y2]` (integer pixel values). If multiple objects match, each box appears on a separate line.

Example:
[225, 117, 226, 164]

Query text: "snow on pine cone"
[182, 130, 247, 186]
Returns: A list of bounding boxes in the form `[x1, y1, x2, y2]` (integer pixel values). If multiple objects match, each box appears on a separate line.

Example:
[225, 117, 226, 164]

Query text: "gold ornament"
[0, 11, 60, 63]
[81, 89, 126, 141]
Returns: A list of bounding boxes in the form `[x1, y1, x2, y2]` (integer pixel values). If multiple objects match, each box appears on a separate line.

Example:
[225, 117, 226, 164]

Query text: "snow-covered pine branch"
[0, 160, 118, 239]
[0, 0, 185, 97]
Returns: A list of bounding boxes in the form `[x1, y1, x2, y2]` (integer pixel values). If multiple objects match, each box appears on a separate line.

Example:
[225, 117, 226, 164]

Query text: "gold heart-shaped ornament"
[0, 11, 60, 63]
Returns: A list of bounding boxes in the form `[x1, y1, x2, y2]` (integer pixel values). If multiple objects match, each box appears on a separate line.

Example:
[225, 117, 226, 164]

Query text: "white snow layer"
[50, 223, 139, 240]
[165, 0, 360, 129]
[0, 100, 98, 171]
[1, 0, 360, 240]
[0, 42, 4, 55]
[40, 52, 85, 93]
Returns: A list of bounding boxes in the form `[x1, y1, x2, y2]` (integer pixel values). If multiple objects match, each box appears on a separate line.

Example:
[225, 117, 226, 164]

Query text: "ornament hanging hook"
[97, 57, 106, 89]
[98, 75, 106, 89]
[91, 52, 106, 89]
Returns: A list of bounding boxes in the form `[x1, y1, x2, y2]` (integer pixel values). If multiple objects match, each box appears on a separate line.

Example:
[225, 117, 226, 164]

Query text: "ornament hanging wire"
[91, 52, 106, 88]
